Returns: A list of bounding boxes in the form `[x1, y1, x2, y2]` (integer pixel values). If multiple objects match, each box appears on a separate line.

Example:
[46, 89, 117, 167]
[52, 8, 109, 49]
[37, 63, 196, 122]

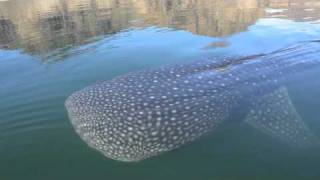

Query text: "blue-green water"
[1, 0, 320, 179]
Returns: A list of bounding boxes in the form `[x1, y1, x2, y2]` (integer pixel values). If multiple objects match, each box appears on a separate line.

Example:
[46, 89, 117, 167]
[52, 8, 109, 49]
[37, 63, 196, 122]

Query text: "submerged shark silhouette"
[65, 41, 320, 162]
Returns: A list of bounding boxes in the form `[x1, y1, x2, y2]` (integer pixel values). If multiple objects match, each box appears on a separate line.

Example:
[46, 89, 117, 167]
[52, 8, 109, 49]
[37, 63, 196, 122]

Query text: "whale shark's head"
[65, 90, 164, 162]
[65, 79, 215, 162]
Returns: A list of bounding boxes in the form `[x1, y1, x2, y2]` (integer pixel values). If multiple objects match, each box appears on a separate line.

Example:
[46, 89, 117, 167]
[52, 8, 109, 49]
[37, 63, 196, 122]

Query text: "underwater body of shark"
[65, 41, 320, 162]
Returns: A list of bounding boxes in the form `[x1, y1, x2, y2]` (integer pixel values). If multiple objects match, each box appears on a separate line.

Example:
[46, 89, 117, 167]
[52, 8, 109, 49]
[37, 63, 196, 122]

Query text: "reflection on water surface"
[0, 0, 320, 57]
[0, 0, 320, 180]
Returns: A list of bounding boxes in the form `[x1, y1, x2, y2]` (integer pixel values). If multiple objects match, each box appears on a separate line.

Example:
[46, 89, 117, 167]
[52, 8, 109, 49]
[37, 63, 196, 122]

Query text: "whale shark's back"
[65, 41, 320, 162]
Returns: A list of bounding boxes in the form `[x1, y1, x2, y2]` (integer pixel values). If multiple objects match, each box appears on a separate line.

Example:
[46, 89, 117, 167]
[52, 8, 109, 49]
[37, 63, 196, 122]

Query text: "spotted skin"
[66, 42, 320, 162]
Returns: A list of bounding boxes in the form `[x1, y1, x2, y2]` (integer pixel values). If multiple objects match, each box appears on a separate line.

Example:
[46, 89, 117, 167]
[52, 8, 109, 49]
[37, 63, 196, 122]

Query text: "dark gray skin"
[65, 41, 320, 162]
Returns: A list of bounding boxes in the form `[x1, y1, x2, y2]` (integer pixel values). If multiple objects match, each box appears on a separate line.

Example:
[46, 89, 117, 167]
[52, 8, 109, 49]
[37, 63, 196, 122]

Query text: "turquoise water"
[1, 0, 320, 179]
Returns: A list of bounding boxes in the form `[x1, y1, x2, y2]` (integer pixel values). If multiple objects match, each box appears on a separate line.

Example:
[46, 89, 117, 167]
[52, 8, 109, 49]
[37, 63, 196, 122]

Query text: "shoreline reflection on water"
[0, 0, 319, 58]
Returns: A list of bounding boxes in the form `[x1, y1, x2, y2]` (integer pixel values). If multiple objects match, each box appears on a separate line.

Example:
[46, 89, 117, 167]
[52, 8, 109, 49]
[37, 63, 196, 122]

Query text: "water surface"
[1, 0, 320, 179]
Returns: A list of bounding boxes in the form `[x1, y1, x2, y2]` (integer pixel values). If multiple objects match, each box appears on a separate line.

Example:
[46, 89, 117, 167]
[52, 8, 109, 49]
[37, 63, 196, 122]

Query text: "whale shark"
[65, 41, 320, 162]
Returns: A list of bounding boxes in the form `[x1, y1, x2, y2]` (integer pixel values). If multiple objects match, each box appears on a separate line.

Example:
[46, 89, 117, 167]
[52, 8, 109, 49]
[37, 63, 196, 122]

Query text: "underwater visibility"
[66, 41, 320, 162]
[1, 0, 320, 179]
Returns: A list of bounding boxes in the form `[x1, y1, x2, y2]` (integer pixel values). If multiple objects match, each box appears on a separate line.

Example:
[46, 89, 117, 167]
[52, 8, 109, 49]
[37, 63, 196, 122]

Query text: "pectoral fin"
[244, 87, 318, 148]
